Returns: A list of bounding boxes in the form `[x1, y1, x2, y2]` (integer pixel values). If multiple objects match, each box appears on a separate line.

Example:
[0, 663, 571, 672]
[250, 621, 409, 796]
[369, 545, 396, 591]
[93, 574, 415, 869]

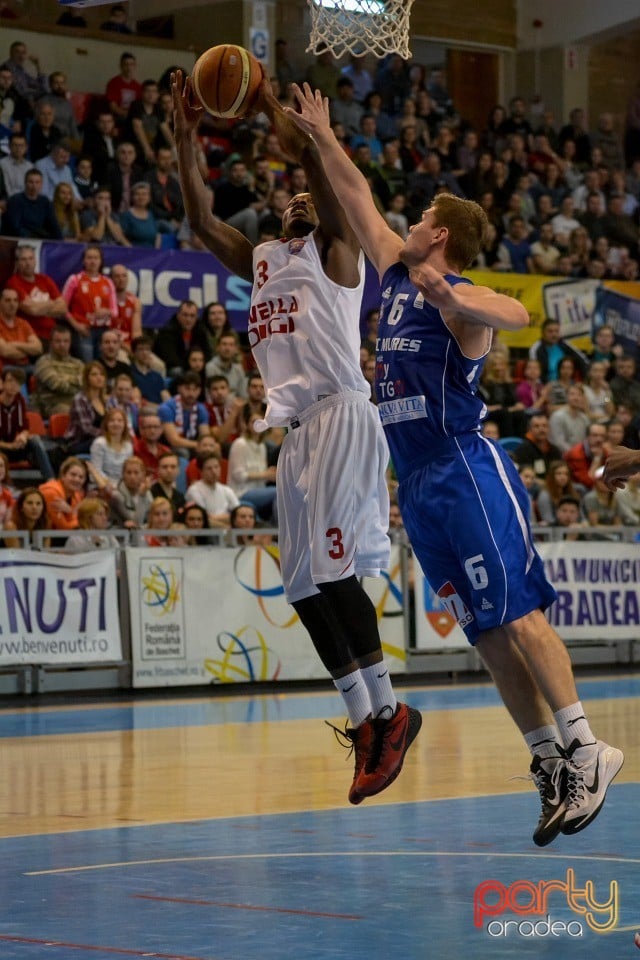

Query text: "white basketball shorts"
[276, 392, 391, 603]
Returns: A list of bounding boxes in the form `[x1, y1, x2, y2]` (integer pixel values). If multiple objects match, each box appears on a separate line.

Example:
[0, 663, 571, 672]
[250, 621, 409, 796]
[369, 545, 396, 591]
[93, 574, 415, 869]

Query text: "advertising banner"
[465, 271, 599, 350]
[127, 543, 407, 687]
[38, 241, 252, 331]
[4, 239, 639, 347]
[593, 285, 640, 355]
[413, 539, 640, 651]
[21, 240, 381, 335]
[0, 549, 122, 664]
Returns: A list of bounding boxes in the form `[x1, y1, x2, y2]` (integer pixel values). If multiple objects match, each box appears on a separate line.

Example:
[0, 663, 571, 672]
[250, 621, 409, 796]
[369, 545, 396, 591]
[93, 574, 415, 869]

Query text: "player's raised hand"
[250, 71, 277, 117]
[408, 264, 458, 311]
[171, 69, 203, 140]
[284, 83, 332, 140]
[602, 445, 640, 490]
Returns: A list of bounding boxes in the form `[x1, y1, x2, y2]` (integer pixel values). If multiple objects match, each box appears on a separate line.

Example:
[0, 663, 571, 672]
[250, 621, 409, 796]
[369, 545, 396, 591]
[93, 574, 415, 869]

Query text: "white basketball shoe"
[561, 739, 624, 835]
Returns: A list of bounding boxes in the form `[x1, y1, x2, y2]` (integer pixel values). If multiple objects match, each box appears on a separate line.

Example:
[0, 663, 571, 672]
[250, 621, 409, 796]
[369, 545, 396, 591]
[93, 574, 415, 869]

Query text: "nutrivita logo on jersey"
[474, 869, 618, 937]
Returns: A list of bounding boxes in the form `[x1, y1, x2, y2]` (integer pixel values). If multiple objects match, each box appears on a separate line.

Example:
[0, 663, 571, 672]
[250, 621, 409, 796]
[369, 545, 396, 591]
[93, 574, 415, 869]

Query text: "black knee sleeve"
[318, 575, 382, 663]
[292, 594, 353, 674]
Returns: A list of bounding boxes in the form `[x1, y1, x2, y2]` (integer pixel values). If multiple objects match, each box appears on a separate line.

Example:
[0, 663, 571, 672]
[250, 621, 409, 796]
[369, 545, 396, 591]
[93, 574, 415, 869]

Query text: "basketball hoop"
[306, 0, 414, 60]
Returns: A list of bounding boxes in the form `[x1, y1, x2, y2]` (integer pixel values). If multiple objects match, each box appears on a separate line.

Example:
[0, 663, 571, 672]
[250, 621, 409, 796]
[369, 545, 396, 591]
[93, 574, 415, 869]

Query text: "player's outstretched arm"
[602, 445, 640, 490]
[172, 70, 253, 282]
[253, 78, 354, 250]
[409, 264, 530, 332]
[285, 83, 402, 279]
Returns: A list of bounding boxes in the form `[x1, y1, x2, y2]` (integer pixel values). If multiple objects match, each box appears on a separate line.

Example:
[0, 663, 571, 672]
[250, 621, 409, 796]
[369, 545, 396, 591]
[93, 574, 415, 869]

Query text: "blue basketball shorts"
[398, 433, 557, 644]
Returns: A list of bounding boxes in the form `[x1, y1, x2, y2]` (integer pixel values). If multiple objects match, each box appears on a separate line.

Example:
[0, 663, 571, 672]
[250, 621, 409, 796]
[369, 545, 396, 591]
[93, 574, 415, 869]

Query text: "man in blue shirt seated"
[157, 370, 210, 460]
[130, 335, 170, 406]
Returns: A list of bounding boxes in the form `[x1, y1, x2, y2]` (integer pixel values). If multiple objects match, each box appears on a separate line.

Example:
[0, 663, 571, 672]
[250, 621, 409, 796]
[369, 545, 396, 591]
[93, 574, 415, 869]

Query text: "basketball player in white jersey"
[171, 69, 421, 804]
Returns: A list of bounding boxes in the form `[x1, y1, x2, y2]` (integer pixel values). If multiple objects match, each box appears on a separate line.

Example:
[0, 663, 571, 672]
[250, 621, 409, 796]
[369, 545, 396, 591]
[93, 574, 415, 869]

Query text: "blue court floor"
[0, 674, 637, 960]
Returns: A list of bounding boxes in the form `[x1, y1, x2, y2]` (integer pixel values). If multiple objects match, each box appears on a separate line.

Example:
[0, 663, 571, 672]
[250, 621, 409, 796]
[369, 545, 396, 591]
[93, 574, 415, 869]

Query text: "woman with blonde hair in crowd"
[89, 406, 133, 492]
[65, 497, 119, 552]
[53, 182, 82, 241]
[583, 361, 615, 423]
[2, 487, 49, 548]
[143, 496, 174, 546]
[536, 460, 583, 525]
[64, 360, 108, 455]
[39, 456, 88, 530]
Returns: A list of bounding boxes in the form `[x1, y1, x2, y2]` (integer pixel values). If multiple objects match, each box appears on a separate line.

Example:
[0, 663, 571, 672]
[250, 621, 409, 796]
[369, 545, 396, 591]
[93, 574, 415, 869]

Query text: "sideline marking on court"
[25, 849, 640, 876]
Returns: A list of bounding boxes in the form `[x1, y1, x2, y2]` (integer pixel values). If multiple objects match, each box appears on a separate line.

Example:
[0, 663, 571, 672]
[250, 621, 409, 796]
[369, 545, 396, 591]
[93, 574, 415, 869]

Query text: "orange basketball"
[191, 44, 263, 119]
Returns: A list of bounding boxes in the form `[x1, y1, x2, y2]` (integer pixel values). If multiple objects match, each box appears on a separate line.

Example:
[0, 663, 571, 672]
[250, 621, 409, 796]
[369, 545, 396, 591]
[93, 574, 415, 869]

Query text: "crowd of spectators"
[0, 332, 282, 544]
[0, 31, 639, 544]
[1, 37, 639, 264]
[473, 319, 640, 531]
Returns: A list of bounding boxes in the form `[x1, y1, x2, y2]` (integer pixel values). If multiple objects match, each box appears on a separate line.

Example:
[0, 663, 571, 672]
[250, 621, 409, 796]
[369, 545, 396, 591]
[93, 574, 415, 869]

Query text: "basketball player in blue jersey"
[289, 83, 624, 845]
[171, 70, 421, 804]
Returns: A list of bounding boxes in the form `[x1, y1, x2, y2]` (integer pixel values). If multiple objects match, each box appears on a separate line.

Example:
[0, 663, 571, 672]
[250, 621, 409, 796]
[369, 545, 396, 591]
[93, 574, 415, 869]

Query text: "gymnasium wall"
[0, 23, 195, 94]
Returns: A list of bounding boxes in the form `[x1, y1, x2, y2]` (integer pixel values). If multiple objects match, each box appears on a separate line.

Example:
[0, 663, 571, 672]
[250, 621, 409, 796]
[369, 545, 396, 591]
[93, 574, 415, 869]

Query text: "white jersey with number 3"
[249, 233, 369, 427]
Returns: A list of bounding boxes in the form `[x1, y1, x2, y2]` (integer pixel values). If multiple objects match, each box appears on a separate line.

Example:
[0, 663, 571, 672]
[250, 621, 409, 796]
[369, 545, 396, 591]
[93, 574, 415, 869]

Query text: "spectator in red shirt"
[110, 262, 142, 353]
[0, 287, 42, 372]
[106, 52, 142, 128]
[61, 245, 118, 362]
[185, 434, 222, 486]
[133, 408, 169, 480]
[6, 244, 68, 348]
[564, 422, 609, 490]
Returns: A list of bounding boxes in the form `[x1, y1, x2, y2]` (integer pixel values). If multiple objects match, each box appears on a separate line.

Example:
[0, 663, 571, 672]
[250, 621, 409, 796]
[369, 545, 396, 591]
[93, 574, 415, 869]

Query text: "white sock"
[359, 662, 397, 718]
[524, 724, 563, 759]
[333, 669, 371, 728]
[554, 702, 596, 750]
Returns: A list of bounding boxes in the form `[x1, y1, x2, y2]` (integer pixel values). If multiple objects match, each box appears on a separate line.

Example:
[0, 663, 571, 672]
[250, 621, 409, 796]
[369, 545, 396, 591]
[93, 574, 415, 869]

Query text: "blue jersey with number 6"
[375, 263, 486, 482]
[375, 261, 556, 644]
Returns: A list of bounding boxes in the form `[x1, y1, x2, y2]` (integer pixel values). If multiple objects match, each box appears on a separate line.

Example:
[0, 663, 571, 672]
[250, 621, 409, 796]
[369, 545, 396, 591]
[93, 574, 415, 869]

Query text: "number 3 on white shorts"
[464, 554, 489, 590]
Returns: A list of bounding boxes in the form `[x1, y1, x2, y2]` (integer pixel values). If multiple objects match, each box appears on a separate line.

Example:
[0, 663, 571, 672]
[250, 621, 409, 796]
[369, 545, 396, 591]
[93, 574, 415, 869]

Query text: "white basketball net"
[307, 0, 414, 60]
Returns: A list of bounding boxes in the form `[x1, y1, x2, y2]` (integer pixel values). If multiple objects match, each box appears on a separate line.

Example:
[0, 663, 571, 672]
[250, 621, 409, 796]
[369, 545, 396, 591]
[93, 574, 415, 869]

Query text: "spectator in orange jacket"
[39, 456, 88, 529]
[563, 422, 609, 490]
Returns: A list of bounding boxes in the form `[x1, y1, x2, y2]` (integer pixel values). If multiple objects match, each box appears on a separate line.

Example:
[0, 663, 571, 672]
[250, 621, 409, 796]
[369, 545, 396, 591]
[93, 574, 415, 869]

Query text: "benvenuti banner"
[126, 544, 407, 688]
[0, 550, 122, 664]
